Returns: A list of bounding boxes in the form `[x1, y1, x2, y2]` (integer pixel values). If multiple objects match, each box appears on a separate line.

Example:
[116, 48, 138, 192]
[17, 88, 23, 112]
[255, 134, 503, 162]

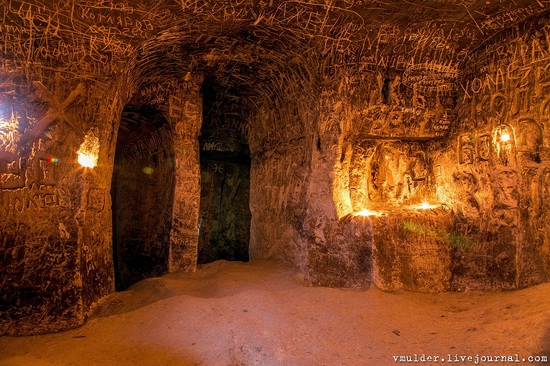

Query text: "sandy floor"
[1, 260, 549, 366]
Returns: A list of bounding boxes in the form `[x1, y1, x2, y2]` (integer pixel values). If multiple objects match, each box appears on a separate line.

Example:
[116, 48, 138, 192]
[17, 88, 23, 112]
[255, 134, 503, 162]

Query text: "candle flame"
[77, 129, 99, 168]
[77, 152, 97, 168]
[411, 201, 439, 210]
[500, 132, 511, 142]
[354, 209, 386, 217]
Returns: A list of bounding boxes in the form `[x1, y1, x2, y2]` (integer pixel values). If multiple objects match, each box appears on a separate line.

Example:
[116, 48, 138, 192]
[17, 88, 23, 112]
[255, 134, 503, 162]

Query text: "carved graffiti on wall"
[252, 145, 308, 214]
[517, 119, 543, 162]
[477, 134, 491, 161]
[0, 184, 70, 213]
[493, 125, 516, 167]
[452, 170, 481, 222]
[87, 188, 106, 213]
[20, 82, 85, 146]
[346, 140, 433, 210]
[121, 124, 172, 167]
[521, 166, 542, 218]
[351, 69, 456, 139]
[370, 142, 409, 203]
[453, 123, 525, 228]
[0, 157, 26, 190]
[169, 96, 184, 119]
[410, 151, 428, 181]
[492, 167, 519, 227]
[402, 62, 459, 93]
[458, 135, 476, 165]
[0, 79, 86, 203]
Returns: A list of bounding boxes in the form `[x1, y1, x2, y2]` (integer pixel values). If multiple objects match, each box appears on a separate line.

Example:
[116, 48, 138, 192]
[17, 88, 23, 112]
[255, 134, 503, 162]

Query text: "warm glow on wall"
[77, 129, 99, 168]
[0, 111, 18, 144]
[494, 125, 514, 145]
[77, 152, 97, 168]
[0, 118, 9, 132]
[410, 201, 439, 210]
[500, 132, 511, 142]
[354, 209, 386, 217]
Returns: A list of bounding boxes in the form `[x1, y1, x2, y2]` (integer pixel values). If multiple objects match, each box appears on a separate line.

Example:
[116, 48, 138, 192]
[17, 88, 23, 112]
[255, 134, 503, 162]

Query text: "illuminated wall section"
[329, 18, 550, 292]
[0, 71, 129, 335]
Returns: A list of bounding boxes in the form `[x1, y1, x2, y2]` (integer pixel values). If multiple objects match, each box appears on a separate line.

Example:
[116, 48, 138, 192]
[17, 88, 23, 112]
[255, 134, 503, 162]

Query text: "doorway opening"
[111, 106, 174, 290]
[198, 77, 251, 264]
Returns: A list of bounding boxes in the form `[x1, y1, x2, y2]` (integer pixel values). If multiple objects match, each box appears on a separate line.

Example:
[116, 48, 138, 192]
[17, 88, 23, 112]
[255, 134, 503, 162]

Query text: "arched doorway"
[111, 106, 175, 290]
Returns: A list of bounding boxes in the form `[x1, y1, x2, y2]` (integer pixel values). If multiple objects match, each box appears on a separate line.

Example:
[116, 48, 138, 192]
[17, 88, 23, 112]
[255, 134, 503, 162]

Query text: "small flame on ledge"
[410, 201, 439, 210]
[77, 152, 97, 168]
[353, 209, 386, 217]
[77, 129, 99, 169]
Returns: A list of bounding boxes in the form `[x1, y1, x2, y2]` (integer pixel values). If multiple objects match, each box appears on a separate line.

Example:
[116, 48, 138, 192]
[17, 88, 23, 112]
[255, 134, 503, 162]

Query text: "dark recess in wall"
[198, 75, 251, 264]
[198, 151, 251, 264]
[111, 106, 175, 290]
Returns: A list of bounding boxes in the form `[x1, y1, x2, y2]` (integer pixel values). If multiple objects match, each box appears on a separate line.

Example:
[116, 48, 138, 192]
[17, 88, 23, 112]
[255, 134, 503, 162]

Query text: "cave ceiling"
[1, 0, 550, 110]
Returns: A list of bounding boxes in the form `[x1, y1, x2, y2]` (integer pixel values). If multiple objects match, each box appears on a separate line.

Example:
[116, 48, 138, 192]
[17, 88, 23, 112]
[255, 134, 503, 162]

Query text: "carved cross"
[20, 81, 86, 145]
[0, 81, 86, 162]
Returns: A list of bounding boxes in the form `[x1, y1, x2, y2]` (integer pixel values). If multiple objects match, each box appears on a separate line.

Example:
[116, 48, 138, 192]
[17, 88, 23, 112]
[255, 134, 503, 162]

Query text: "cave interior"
[2, 0, 550, 336]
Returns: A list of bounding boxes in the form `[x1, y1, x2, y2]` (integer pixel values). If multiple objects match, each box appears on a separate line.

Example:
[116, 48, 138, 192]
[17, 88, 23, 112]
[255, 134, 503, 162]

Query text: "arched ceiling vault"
[128, 0, 550, 85]
[2, 0, 550, 141]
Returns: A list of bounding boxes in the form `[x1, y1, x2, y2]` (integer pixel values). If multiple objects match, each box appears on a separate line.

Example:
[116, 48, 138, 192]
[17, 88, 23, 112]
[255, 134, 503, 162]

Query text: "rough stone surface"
[2, 1, 550, 335]
[166, 78, 204, 272]
[0, 75, 130, 335]
[434, 15, 550, 290]
[372, 210, 453, 293]
[249, 144, 310, 269]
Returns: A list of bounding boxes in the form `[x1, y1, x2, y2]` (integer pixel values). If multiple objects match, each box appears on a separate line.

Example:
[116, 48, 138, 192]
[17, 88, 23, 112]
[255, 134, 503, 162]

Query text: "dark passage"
[198, 151, 251, 264]
[198, 76, 251, 264]
[111, 106, 175, 290]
